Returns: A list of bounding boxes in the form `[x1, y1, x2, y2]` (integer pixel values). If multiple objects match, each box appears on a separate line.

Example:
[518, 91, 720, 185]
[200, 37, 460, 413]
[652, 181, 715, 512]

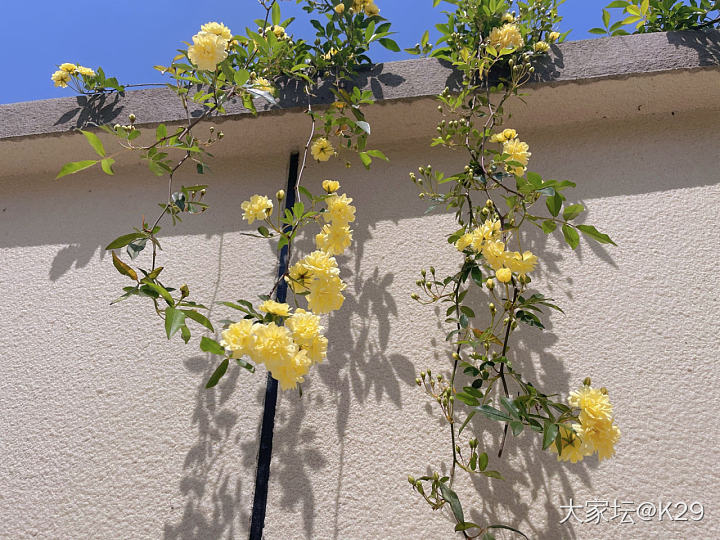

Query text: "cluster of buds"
[411, 266, 439, 303]
[417, 369, 454, 420]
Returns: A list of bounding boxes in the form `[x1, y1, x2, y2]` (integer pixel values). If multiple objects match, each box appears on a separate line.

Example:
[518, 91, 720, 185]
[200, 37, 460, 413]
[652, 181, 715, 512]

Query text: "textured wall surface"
[1, 39, 720, 540]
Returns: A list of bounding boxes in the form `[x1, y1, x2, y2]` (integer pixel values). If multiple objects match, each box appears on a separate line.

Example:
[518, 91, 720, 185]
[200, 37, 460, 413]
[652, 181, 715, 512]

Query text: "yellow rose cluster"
[551, 384, 621, 463]
[315, 191, 355, 256]
[340, 0, 380, 16]
[188, 22, 233, 71]
[220, 306, 328, 390]
[455, 219, 537, 283]
[241, 194, 273, 224]
[51, 63, 96, 88]
[311, 137, 335, 162]
[490, 128, 531, 176]
[488, 23, 524, 51]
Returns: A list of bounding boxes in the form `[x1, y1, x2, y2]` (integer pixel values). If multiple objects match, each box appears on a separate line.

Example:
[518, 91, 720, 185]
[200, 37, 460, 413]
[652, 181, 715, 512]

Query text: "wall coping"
[2, 29, 720, 141]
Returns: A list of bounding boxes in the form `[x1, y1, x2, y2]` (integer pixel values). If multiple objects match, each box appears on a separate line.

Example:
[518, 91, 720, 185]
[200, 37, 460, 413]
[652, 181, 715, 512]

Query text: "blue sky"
[1, 0, 611, 105]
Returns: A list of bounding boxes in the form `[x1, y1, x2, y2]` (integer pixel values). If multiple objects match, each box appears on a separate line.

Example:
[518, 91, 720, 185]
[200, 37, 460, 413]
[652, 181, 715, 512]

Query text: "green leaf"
[483, 470, 503, 480]
[476, 405, 512, 422]
[359, 152, 372, 169]
[577, 224, 617, 245]
[510, 421, 524, 436]
[156, 123, 167, 141]
[56, 160, 97, 179]
[366, 149, 389, 161]
[588, 27, 609, 35]
[105, 232, 146, 250]
[183, 310, 214, 332]
[100, 158, 115, 175]
[542, 421, 559, 450]
[80, 130, 106, 157]
[258, 226, 271, 238]
[180, 324, 191, 344]
[602, 8, 611, 28]
[271, 1, 281, 25]
[562, 224, 580, 250]
[142, 280, 174, 305]
[471, 266, 483, 287]
[477, 452, 488, 471]
[455, 522, 482, 532]
[541, 220, 557, 234]
[111, 251, 137, 281]
[205, 358, 229, 388]
[563, 203, 584, 221]
[164, 306, 186, 339]
[439, 483, 464, 524]
[200, 336, 226, 355]
[546, 192, 562, 217]
[378, 38, 401, 51]
[487, 524, 529, 539]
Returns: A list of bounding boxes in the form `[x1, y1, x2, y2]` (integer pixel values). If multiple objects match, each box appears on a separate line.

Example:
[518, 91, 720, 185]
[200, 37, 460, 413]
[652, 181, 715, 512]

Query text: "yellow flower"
[502, 128, 517, 141]
[534, 41, 550, 53]
[286, 309, 323, 347]
[488, 23, 523, 51]
[307, 275, 346, 314]
[324, 193, 356, 226]
[505, 250, 537, 276]
[316, 223, 353, 256]
[502, 137, 531, 176]
[455, 231, 475, 252]
[323, 47, 339, 61]
[286, 262, 313, 294]
[311, 137, 335, 161]
[480, 219, 502, 242]
[549, 31, 561, 42]
[364, 1, 380, 16]
[271, 25, 286, 39]
[259, 300, 291, 317]
[351, 0, 365, 12]
[241, 194, 273, 224]
[575, 416, 621, 461]
[501, 13, 515, 23]
[481, 240, 506, 271]
[569, 385, 613, 422]
[201, 21, 232, 41]
[77, 66, 95, 77]
[334, 3, 345, 14]
[549, 425, 590, 463]
[51, 70, 71, 88]
[188, 31, 228, 71]
[220, 319, 258, 359]
[252, 322, 297, 366]
[272, 349, 312, 390]
[496, 268, 512, 283]
[305, 335, 328, 364]
[59, 63, 77, 73]
[253, 77, 275, 95]
[322, 180, 340, 193]
[301, 250, 341, 278]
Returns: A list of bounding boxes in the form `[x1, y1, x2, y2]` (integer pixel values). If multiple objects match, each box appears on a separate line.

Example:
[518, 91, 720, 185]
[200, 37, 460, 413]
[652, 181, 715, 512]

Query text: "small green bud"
[415, 378, 421, 386]
[128, 113, 136, 123]
[180, 284, 190, 298]
[411, 293, 420, 300]
[601, 387, 608, 395]
[511, 320, 518, 330]
[421, 269, 426, 277]
[481, 207, 490, 216]
[218, 131, 224, 139]
[420, 371, 426, 379]
[276, 189, 285, 201]
[452, 352, 460, 360]
[503, 317, 510, 325]
[408, 476, 416, 484]
[430, 267, 436, 275]
[583, 377, 592, 387]
[489, 303, 496, 313]
[485, 278, 494, 290]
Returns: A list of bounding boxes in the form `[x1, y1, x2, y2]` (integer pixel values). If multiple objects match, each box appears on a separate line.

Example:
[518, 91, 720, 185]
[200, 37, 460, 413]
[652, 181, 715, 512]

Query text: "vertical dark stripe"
[249, 152, 299, 540]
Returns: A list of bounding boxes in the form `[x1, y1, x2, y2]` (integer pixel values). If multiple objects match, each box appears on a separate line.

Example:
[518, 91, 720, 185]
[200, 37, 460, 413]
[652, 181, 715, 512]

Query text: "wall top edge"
[2, 29, 720, 141]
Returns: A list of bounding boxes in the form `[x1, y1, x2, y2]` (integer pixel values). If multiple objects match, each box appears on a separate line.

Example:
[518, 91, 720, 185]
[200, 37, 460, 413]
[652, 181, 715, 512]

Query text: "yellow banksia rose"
[575, 416, 621, 461]
[322, 180, 340, 193]
[334, 3, 345, 14]
[351, 0, 364, 12]
[364, 1, 380, 16]
[307, 274, 346, 314]
[286, 261, 312, 294]
[77, 66, 95, 77]
[220, 319, 258, 359]
[550, 424, 589, 463]
[316, 223, 353, 256]
[51, 70, 71, 88]
[59, 63, 77, 73]
[482, 240, 506, 270]
[286, 309, 322, 346]
[549, 31, 561, 42]
[488, 23, 523, 51]
[301, 250, 341, 278]
[304, 335, 328, 364]
[323, 47, 339, 61]
[253, 77, 275, 95]
[188, 31, 228, 71]
[502, 128, 517, 141]
[273, 349, 312, 390]
[455, 231, 475, 252]
[259, 300, 291, 317]
[311, 137, 335, 161]
[501, 12, 515, 23]
[324, 193, 356, 225]
[504, 250, 537, 276]
[569, 385, 613, 422]
[503, 137, 531, 176]
[480, 219, 502, 241]
[271, 25, 286, 39]
[534, 41, 550, 53]
[496, 267, 512, 283]
[241, 194, 273, 224]
[201, 21, 232, 41]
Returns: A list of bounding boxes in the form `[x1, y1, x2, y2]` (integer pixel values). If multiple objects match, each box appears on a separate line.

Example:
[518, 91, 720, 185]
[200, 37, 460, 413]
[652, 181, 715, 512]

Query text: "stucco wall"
[1, 36, 720, 539]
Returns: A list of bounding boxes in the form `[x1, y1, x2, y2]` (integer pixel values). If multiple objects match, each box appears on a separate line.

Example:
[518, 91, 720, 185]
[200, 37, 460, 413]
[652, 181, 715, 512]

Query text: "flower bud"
[481, 207, 489, 216]
[276, 190, 285, 201]
[485, 278, 494, 290]
[489, 303, 496, 313]
[421, 269, 426, 277]
[180, 284, 190, 298]
[218, 131, 224, 139]
[415, 378, 421, 386]
[128, 113, 136, 123]
[408, 475, 415, 484]
[420, 371, 426, 379]
[411, 293, 420, 300]
[583, 377, 592, 387]
[430, 267, 435, 275]
[601, 387, 608, 395]
[503, 317, 510, 325]
[511, 320, 518, 329]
